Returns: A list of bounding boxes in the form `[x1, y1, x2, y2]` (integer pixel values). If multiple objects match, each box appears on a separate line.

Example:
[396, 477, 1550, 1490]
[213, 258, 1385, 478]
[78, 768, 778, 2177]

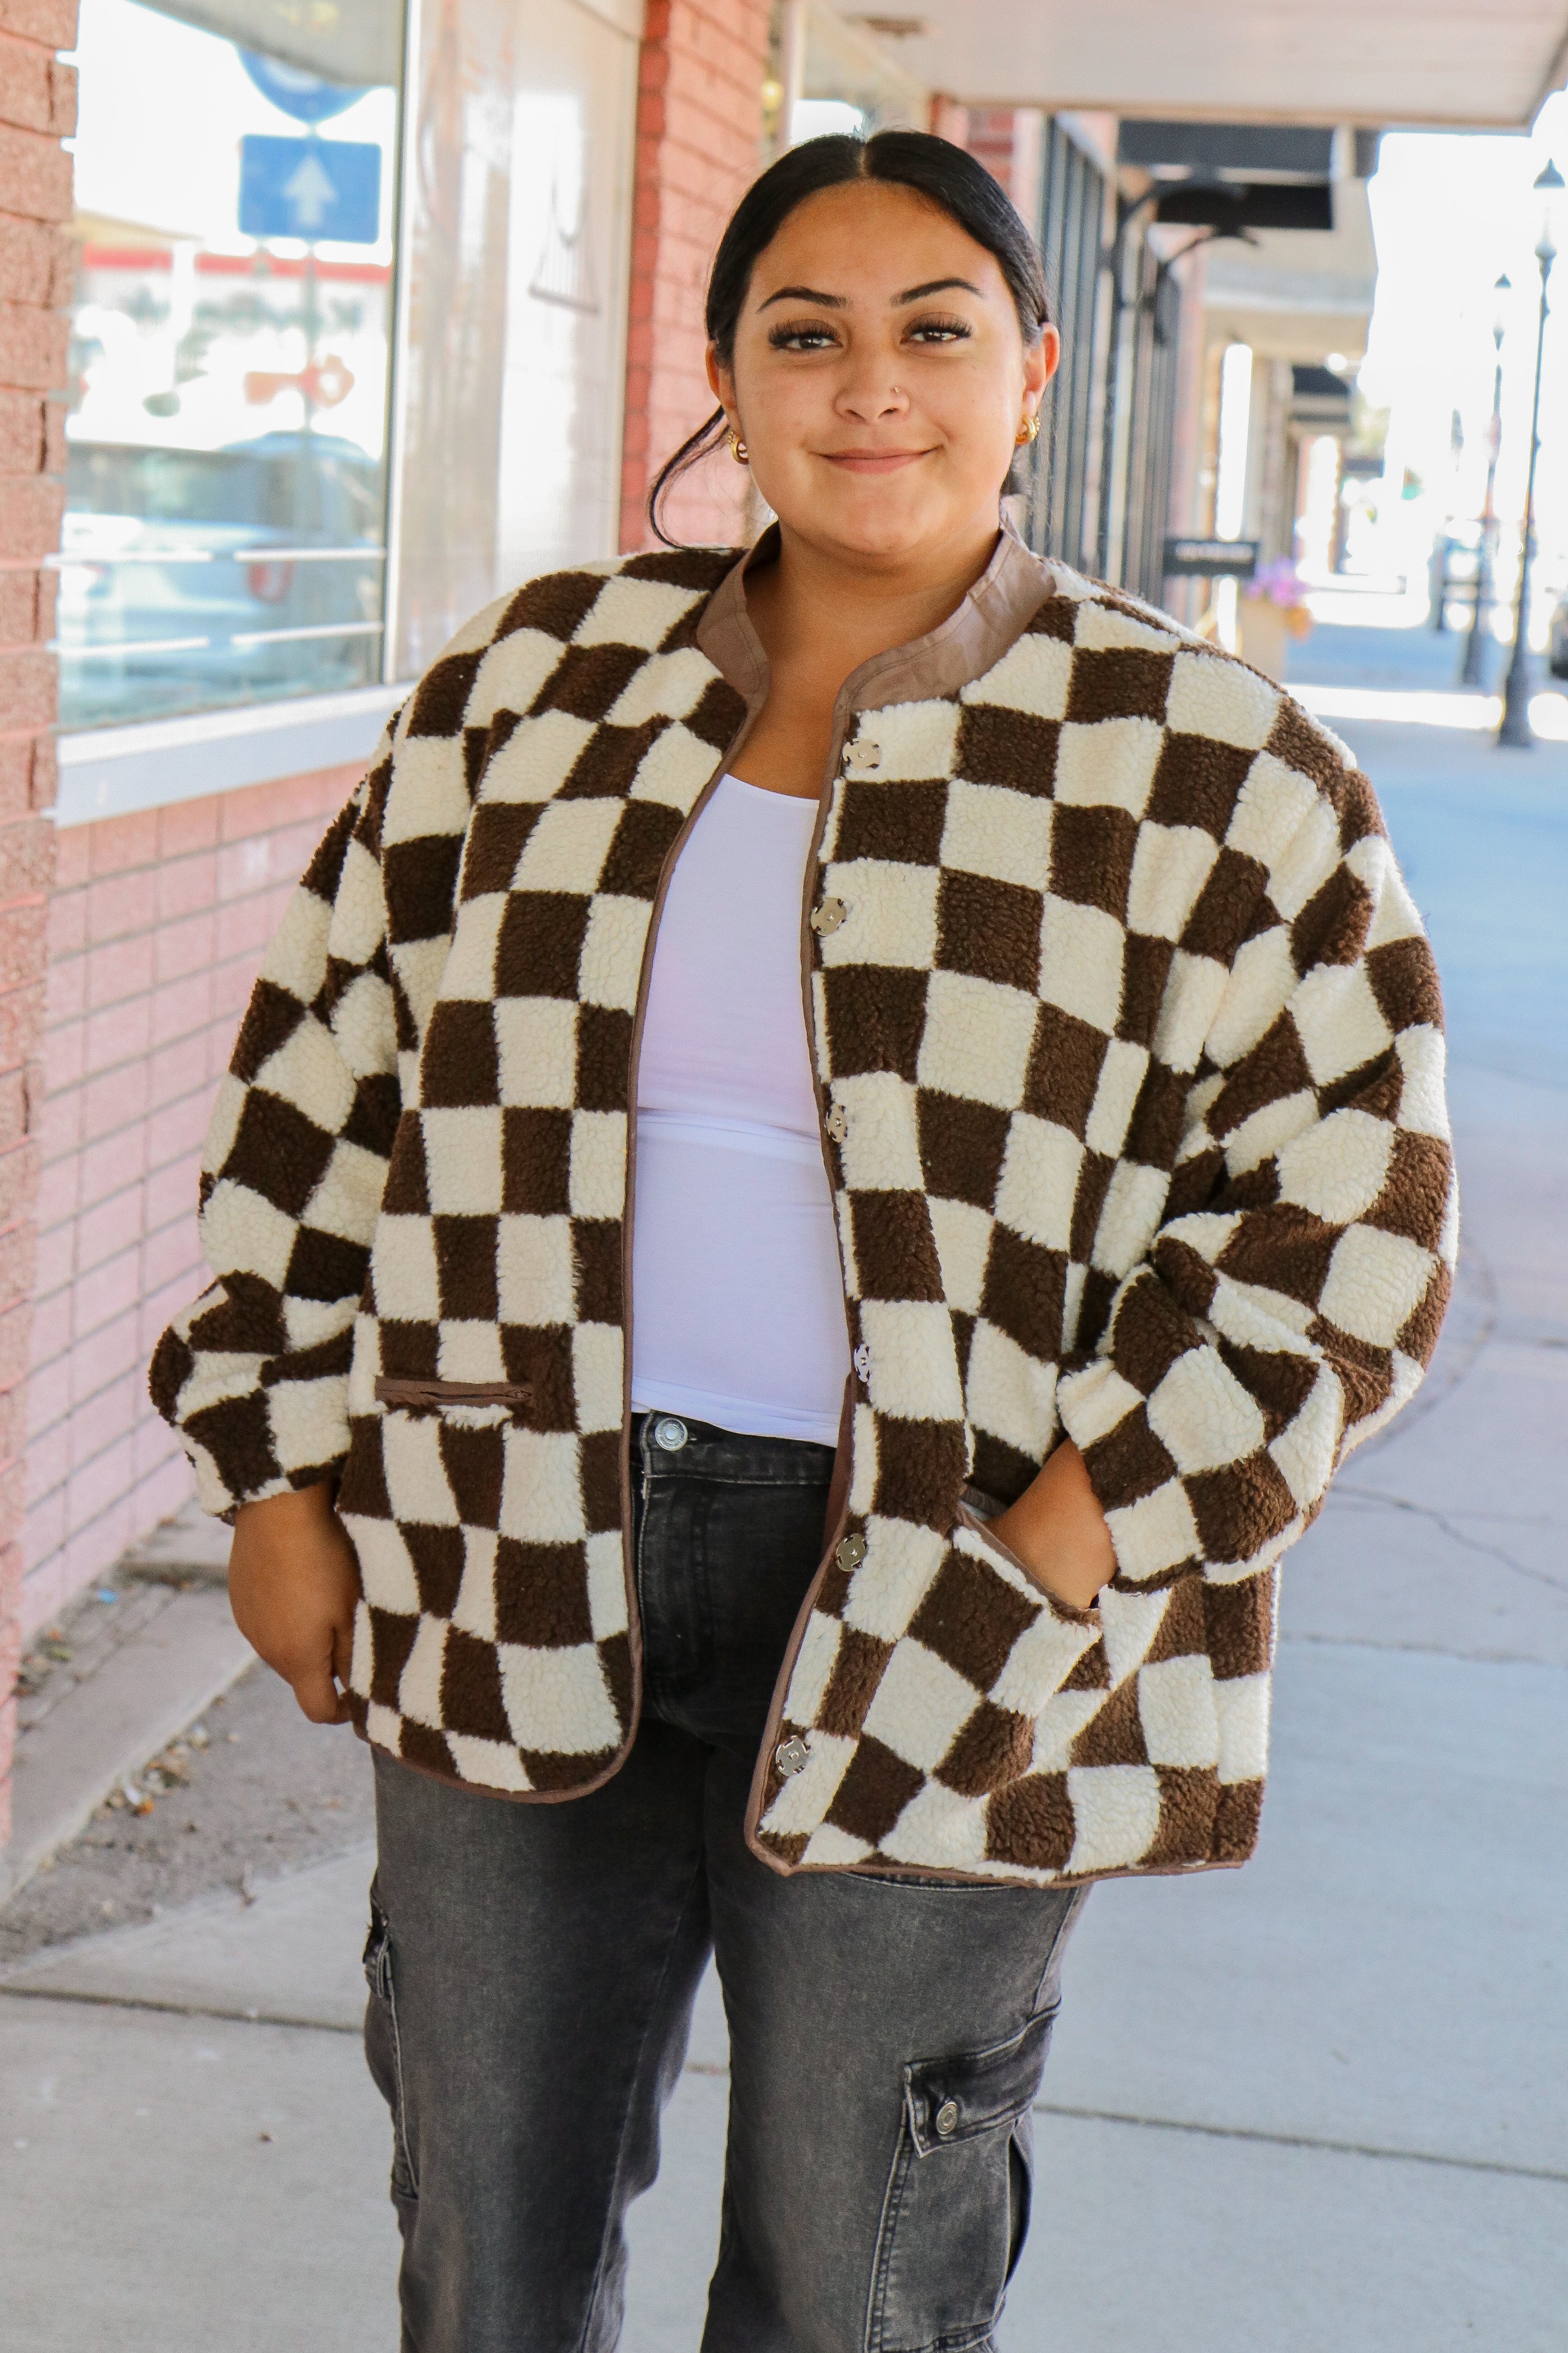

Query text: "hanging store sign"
[1163, 537, 1260, 580]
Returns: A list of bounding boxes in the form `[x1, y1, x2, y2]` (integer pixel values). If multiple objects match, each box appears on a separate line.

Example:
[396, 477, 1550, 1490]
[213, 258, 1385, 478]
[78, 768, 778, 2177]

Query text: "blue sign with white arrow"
[238, 135, 381, 244]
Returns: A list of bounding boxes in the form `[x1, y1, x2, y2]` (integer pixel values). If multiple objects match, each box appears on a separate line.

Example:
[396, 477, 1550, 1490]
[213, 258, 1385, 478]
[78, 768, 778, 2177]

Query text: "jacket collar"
[693, 521, 1059, 715]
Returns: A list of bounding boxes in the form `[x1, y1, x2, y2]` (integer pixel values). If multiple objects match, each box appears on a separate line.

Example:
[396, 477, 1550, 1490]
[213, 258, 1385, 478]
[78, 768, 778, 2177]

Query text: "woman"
[152, 132, 1453, 2351]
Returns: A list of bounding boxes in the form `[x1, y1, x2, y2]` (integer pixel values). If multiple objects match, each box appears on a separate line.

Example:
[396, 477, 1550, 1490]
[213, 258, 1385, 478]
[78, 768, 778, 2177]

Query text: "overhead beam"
[912, 93, 1542, 133]
[867, 4, 1568, 133]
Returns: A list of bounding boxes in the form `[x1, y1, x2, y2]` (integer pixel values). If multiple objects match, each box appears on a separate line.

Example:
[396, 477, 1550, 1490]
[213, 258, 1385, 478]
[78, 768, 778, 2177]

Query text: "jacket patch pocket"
[954, 1502, 1100, 1632]
[362, 1892, 418, 2205]
[870, 2003, 1058, 2352]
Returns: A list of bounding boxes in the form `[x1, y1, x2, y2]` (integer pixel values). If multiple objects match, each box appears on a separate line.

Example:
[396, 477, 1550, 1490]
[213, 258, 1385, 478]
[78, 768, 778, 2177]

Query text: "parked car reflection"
[57, 430, 386, 728]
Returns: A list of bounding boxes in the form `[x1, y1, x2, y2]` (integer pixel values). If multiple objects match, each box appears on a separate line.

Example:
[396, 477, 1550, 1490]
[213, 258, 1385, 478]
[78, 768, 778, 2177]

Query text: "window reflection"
[393, 0, 638, 677]
[60, 0, 405, 728]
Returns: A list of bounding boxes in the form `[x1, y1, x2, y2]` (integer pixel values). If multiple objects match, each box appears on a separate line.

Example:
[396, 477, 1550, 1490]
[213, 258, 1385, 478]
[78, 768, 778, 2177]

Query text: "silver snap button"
[843, 737, 882, 774]
[811, 896, 847, 936]
[934, 2099, 959, 2137]
[825, 1104, 848, 1143]
[775, 1735, 810, 1779]
[835, 1531, 867, 1571]
[653, 1416, 688, 1452]
[853, 1343, 871, 1382]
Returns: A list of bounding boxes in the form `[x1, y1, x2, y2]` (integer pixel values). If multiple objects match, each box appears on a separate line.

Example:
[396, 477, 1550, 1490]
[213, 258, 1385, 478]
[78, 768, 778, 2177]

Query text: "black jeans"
[365, 1414, 1087, 2353]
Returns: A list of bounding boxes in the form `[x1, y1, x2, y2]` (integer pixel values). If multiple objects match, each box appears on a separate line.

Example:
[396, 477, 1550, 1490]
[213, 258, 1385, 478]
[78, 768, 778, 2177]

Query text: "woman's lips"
[820, 449, 932, 473]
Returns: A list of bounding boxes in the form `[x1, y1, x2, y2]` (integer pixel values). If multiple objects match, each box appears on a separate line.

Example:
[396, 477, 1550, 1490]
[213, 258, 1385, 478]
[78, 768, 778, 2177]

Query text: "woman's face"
[708, 179, 1058, 568]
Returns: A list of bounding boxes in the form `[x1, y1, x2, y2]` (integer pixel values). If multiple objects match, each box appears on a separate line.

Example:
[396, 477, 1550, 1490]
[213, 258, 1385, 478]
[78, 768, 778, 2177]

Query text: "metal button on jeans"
[934, 2099, 960, 2137]
[775, 1735, 810, 1778]
[652, 1416, 688, 1452]
[835, 1531, 866, 1571]
[811, 896, 847, 936]
[825, 1105, 848, 1143]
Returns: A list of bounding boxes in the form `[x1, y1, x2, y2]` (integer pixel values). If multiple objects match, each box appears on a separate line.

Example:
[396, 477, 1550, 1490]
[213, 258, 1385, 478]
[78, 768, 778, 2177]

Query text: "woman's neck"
[728, 515, 1004, 801]
[743, 517, 1003, 683]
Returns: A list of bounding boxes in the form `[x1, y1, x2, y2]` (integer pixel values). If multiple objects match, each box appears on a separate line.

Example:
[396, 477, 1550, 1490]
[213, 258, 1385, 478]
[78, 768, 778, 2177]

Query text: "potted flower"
[1239, 557, 1313, 679]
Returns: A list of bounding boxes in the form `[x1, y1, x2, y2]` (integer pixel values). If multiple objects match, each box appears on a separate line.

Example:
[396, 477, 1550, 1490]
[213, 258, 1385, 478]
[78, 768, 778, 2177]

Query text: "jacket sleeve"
[1055, 740, 1455, 1590]
[148, 732, 405, 1517]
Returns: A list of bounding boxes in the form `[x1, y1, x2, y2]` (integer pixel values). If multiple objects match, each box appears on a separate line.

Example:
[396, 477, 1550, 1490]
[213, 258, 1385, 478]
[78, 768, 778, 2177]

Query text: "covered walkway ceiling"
[866, 4, 1568, 129]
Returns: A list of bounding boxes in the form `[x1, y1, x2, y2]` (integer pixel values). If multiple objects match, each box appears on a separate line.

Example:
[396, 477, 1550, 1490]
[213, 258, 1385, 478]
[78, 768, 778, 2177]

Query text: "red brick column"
[0, 0, 72, 1846]
[946, 104, 1044, 227]
[620, 0, 770, 553]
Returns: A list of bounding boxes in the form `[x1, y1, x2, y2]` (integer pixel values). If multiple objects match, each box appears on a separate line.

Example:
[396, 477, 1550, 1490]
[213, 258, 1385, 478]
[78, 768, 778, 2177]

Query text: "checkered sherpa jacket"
[151, 529, 1454, 1887]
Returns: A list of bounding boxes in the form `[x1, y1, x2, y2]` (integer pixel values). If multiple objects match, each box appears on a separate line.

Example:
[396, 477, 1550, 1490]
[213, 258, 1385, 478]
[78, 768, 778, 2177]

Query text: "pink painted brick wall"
[0, 0, 75, 1841]
[20, 767, 356, 1638]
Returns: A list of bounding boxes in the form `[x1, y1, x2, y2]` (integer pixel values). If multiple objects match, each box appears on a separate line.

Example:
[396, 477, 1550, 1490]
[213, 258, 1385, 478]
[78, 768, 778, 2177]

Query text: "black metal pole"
[1460, 322, 1506, 688]
[1094, 189, 1160, 582]
[1498, 241, 1553, 747]
[1094, 198, 1133, 580]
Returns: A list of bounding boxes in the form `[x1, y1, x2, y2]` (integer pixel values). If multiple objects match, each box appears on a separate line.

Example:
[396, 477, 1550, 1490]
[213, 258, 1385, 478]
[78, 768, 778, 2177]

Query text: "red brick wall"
[620, 0, 770, 553]
[22, 771, 353, 1639]
[945, 104, 1044, 226]
[0, 0, 75, 1845]
[961, 105, 1015, 191]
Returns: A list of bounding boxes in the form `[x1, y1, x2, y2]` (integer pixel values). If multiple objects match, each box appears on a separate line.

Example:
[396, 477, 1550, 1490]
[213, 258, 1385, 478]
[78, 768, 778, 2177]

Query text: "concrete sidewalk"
[2, 626, 1565, 2350]
[0, 1509, 253, 1908]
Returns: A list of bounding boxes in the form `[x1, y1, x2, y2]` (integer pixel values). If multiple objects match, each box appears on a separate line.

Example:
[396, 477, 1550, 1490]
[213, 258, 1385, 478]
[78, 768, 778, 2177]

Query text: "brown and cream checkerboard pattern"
[152, 547, 1454, 1883]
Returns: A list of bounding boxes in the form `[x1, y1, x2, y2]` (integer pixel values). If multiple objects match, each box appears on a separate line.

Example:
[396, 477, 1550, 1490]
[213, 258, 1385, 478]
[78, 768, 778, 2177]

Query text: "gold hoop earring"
[728, 428, 748, 464]
[1016, 414, 1040, 447]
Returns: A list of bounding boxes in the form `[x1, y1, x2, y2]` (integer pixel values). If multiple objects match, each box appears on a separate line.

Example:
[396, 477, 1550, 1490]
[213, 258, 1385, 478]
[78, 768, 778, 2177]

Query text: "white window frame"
[54, 679, 412, 827]
[54, 0, 423, 823]
[54, 0, 653, 822]
[54, 0, 648, 823]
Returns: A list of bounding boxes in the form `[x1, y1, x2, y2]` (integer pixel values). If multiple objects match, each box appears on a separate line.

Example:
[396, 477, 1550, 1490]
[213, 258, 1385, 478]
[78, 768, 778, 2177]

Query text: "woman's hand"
[228, 1481, 362, 1724]
[985, 1441, 1116, 1614]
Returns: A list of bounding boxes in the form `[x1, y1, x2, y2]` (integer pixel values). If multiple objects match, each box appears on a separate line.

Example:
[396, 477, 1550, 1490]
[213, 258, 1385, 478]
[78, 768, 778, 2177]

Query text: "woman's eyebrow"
[755, 275, 984, 314]
[895, 277, 983, 303]
[757, 284, 846, 310]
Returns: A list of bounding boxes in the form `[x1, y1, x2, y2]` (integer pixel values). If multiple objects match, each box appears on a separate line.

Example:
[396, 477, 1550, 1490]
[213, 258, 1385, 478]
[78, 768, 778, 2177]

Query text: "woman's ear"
[705, 341, 737, 428]
[1024, 326, 1060, 418]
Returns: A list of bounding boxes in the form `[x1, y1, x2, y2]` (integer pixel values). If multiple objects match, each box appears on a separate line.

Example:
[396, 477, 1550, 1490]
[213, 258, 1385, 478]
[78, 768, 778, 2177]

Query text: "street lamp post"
[1460, 274, 1510, 689]
[1498, 162, 1563, 748]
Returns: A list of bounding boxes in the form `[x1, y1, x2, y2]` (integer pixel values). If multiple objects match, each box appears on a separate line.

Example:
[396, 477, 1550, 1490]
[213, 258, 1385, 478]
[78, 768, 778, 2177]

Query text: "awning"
[146, 1, 403, 90]
[860, 3, 1568, 130]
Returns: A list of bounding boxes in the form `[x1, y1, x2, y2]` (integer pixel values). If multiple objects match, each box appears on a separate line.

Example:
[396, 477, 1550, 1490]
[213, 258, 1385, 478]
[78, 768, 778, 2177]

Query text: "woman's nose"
[835, 374, 909, 422]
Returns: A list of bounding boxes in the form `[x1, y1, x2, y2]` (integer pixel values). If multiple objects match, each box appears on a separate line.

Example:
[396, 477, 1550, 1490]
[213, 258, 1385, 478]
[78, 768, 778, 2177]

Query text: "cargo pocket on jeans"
[362, 1890, 418, 2206]
[868, 2003, 1058, 2353]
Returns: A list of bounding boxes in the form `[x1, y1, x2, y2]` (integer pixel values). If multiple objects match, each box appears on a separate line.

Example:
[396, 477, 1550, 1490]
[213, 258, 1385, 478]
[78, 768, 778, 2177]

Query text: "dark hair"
[648, 130, 1051, 545]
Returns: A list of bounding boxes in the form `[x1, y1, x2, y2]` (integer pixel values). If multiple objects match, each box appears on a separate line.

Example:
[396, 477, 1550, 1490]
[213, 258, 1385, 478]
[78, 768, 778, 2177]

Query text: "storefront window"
[59, 0, 406, 729]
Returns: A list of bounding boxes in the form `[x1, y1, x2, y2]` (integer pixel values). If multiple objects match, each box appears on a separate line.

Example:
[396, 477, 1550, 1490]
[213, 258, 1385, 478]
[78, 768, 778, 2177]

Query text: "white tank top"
[629, 774, 849, 1447]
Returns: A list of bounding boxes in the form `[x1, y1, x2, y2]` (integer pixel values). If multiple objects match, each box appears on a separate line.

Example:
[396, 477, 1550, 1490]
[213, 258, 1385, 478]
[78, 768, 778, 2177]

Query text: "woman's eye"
[906, 315, 971, 344]
[767, 322, 841, 352]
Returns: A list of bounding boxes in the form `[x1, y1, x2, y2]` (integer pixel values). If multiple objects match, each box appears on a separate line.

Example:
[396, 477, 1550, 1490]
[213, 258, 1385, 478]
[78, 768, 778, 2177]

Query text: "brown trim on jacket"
[694, 519, 1057, 712]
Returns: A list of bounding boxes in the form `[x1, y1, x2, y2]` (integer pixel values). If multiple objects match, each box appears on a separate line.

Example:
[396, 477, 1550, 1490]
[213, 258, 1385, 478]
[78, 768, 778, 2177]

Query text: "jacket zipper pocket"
[374, 1377, 534, 1421]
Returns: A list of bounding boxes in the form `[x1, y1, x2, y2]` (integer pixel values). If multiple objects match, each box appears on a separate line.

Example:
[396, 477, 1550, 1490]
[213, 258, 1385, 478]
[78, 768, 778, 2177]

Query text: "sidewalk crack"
[1028, 2100, 1568, 2185]
[1330, 1487, 1568, 1593]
